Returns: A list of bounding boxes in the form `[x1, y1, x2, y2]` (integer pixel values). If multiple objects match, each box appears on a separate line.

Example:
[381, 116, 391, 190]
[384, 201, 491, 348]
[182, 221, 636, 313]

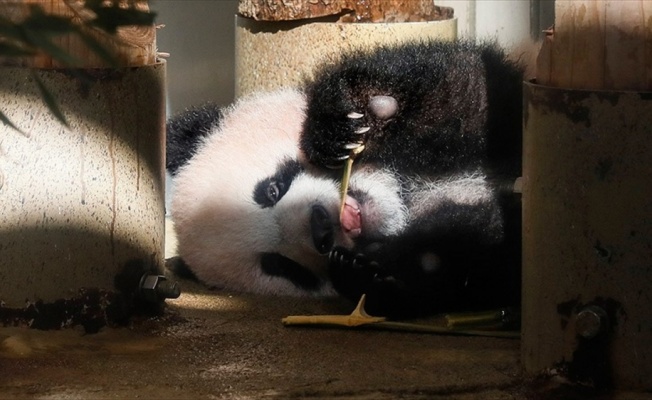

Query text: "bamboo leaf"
[20, 27, 82, 66]
[89, 6, 156, 34]
[0, 110, 27, 135]
[23, 5, 77, 35]
[0, 42, 35, 57]
[0, 15, 25, 41]
[75, 29, 119, 67]
[31, 72, 69, 128]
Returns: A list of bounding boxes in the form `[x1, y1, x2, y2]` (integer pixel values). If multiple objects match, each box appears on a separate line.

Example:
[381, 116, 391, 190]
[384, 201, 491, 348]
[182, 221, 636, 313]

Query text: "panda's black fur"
[167, 40, 523, 318]
[302, 41, 523, 177]
[166, 103, 222, 176]
[301, 41, 523, 317]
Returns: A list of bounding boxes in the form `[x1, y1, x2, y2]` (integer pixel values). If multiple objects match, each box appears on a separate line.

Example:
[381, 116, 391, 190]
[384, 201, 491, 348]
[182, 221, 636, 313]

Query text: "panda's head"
[170, 89, 407, 296]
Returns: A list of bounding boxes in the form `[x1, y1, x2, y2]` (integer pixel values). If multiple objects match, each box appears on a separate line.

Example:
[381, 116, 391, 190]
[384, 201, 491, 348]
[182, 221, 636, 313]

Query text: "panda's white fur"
[347, 166, 408, 238]
[171, 89, 407, 296]
[170, 89, 322, 295]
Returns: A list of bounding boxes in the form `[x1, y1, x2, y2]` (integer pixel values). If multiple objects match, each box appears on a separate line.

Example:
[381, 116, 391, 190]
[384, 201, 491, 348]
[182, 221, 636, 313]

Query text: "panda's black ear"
[166, 103, 222, 176]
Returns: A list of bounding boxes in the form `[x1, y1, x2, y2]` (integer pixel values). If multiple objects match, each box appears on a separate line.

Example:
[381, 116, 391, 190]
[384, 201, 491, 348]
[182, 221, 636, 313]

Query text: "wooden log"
[570, 0, 605, 90]
[0, 0, 156, 68]
[537, 0, 650, 91]
[604, 0, 645, 90]
[536, 27, 554, 86]
[547, 0, 575, 88]
[238, 0, 453, 23]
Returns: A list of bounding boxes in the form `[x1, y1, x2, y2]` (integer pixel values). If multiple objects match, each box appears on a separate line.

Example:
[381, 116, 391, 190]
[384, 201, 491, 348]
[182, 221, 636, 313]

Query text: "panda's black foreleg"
[328, 247, 379, 303]
[328, 246, 452, 319]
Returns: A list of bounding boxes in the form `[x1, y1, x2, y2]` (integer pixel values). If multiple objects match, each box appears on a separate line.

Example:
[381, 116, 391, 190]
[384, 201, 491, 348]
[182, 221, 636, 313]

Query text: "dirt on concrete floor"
[0, 273, 533, 399]
[2, 274, 651, 399]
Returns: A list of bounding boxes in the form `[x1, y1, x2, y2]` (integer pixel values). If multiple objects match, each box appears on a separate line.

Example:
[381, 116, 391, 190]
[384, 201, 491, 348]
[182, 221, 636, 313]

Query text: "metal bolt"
[139, 274, 181, 303]
[575, 305, 608, 339]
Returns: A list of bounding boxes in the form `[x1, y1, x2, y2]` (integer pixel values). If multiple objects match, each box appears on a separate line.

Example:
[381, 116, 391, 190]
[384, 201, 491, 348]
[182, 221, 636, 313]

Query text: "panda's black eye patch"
[253, 159, 303, 208]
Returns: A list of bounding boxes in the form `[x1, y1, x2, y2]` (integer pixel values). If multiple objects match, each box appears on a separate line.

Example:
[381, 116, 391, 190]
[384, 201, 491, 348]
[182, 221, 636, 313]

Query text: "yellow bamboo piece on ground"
[282, 294, 386, 327]
[282, 295, 520, 339]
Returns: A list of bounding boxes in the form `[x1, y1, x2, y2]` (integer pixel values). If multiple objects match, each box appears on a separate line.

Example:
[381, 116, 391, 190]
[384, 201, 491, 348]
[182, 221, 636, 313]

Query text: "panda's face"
[250, 159, 341, 271]
[254, 160, 409, 263]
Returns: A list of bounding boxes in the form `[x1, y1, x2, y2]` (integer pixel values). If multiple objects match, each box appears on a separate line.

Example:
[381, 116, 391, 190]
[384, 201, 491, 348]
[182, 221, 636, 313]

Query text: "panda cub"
[167, 41, 523, 318]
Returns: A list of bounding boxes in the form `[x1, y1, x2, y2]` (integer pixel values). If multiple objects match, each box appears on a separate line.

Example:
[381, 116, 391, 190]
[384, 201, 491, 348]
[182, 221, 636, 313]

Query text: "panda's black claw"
[354, 126, 371, 134]
[329, 247, 380, 274]
[347, 111, 364, 119]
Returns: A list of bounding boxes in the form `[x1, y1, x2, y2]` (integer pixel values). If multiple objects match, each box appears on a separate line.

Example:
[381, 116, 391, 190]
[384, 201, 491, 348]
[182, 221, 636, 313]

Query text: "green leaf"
[75, 29, 119, 67]
[31, 71, 69, 128]
[89, 6, 156, 34]
[0, 15, 27, 41]
[0, 110, 27, 135]
[20, 27, 83, 66]
[23, 5, 77, 35]
[0, 42, 36, 57]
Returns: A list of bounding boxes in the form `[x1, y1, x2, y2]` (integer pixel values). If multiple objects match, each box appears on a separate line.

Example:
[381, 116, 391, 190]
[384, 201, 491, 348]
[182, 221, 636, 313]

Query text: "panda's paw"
[328, 246, 383, 299]
[329, 246, 380, 273]
[334, 95, 400, 164]
[303, 95, 399, 169]
[316, 112, 369, 169]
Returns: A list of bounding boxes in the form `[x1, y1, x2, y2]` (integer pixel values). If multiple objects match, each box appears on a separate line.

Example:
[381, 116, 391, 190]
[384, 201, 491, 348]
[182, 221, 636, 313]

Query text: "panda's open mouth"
[340, 195, 362, 238]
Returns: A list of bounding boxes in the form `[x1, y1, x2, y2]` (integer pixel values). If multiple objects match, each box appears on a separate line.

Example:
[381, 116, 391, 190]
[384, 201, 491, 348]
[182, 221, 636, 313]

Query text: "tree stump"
[536, 0, 652, 91]
[238, 0, 453, 23]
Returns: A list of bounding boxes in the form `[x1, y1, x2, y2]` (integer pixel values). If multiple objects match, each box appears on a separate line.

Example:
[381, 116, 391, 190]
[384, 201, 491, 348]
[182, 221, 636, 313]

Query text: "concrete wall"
[437, 0, 554, 46]
[155, 0, 239, 114]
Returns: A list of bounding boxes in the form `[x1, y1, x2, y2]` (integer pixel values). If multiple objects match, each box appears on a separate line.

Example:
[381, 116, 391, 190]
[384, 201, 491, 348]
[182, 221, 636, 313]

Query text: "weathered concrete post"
[522, 0, 652, 390]
[0, 1, 167, 328]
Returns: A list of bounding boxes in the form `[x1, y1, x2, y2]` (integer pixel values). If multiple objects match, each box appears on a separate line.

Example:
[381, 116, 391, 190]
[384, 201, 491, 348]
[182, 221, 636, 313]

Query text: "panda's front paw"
[328, 246, 382, 300]
[314, 112, 370, 169]
[303, 95, 399, 169]
[328, 246, 411, 317]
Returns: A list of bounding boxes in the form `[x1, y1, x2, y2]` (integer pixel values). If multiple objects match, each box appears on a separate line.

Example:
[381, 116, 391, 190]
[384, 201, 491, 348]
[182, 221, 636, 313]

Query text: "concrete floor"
[4, 272, 652, 399]
[0, 274, 527, 399]
[1, 221, 649, 399]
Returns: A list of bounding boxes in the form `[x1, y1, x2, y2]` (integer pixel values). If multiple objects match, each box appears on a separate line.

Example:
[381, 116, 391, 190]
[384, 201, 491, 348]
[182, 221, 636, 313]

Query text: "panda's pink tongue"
[340, 195, 362, 238]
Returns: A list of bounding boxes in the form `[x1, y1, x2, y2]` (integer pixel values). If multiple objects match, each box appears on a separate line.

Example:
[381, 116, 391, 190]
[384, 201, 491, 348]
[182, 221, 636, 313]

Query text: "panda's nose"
[310, 205, 334, 255]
